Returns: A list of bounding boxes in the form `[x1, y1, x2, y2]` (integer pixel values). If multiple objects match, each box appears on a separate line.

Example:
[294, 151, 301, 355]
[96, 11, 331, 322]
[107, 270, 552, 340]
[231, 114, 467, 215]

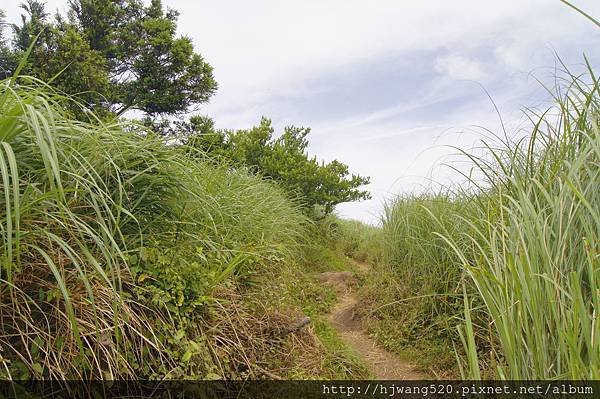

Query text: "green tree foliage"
[0, 10, 17, 76]
[0, 0, 217, 118]
[185, 117, 371, 215]
[5, 1, 109, 117]
[70, 0, 217, 116]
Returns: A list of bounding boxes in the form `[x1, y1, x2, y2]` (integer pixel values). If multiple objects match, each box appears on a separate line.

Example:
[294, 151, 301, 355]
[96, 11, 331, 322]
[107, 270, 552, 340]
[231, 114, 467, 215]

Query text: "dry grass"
[204, 288, 327, 379]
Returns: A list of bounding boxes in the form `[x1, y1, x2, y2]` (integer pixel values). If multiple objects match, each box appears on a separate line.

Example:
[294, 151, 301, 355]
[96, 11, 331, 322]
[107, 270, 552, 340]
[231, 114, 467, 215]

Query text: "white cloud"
[434, 54, 488, 81]
[173, 0, 600, 136]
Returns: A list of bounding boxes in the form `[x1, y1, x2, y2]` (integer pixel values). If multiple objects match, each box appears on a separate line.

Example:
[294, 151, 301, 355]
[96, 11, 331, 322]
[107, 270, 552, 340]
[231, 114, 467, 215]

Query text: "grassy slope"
[0, 77, 369, 381]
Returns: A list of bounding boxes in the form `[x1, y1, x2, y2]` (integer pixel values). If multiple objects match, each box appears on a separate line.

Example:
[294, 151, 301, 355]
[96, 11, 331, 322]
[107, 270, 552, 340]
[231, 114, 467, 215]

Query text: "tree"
[185, 117, 371, 215]
[0, 10, 17, 78]
[0, 0, 217, 118]
[5, 1, 109, 117]
[69, 0, 217, 116]
[12, 0, 48, 51]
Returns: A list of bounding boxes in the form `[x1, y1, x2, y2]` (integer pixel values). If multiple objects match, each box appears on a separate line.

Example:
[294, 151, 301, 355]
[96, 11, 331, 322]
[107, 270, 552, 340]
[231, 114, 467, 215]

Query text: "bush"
[183, 117, 371, 215]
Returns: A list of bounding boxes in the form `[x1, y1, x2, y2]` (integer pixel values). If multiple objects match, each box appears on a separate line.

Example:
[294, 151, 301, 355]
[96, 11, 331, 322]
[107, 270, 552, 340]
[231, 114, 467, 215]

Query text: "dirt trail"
[317, 264, 425, 380]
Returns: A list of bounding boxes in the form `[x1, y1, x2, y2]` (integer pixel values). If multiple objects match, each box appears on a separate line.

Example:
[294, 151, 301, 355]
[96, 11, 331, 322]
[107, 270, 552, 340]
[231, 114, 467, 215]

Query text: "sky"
[3, 0, 600, 224]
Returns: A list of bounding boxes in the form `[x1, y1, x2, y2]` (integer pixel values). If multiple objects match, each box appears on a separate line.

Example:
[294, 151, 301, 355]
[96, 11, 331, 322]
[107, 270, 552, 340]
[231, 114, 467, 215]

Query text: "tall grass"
[358, 193, 486, 376]
[450, 65, 600, 379]
[0, 76, 310, 379]
[378, 194, 480, 338]
[332, 218, 383, 263]
[377, 65, 599, 379]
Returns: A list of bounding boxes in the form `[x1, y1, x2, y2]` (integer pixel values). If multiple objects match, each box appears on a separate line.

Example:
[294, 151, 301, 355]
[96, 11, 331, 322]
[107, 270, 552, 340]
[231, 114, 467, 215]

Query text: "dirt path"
[317, 266, 425, 380]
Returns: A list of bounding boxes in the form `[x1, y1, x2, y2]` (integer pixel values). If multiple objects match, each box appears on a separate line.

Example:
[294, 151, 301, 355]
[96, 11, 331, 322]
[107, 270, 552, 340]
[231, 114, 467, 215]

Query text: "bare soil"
[318, 263, 426, 380]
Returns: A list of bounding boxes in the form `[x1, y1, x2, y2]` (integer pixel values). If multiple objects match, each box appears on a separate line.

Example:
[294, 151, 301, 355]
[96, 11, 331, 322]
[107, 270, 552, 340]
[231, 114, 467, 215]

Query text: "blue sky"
[4, 0, 600, 223]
